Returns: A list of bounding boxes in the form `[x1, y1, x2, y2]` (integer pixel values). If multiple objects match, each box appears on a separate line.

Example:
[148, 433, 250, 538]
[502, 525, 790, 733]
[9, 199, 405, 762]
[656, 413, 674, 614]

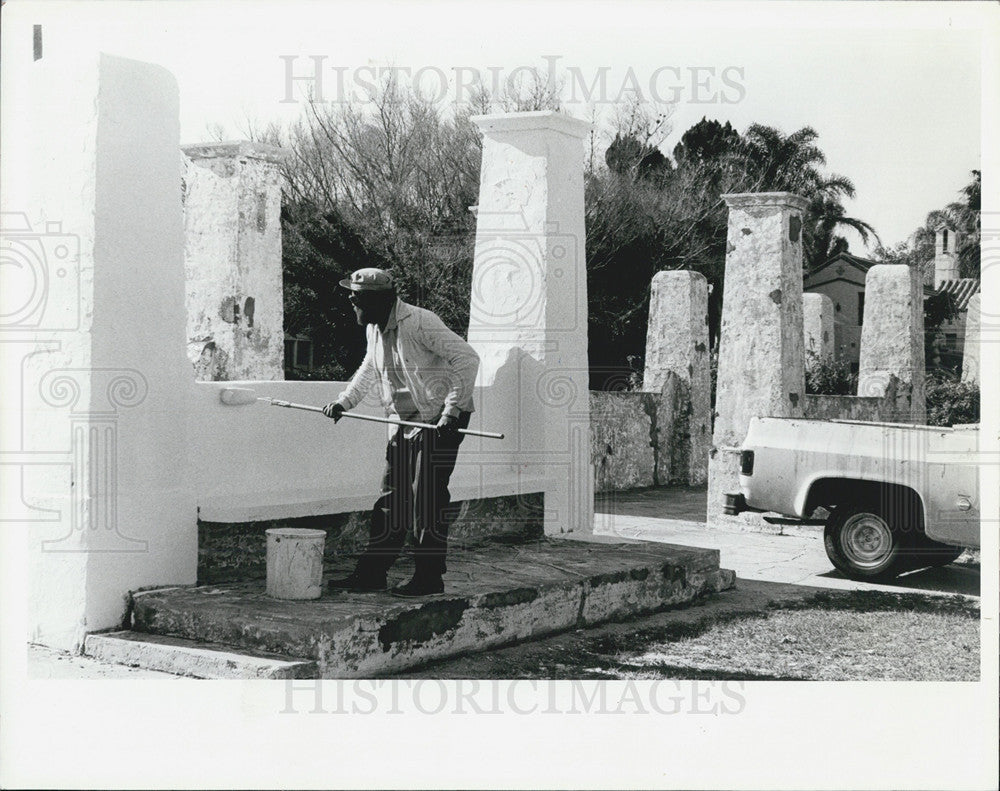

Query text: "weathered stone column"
[467, 111, 593, 536]
[857, 264, 926, 422]
[961, 292, 980, 384]
[643, 270, 711, 485]
[181, 142, 287, 381]
[4, 53, 197, 650]
[803, 292, 835, 362]
[707, 192, 808, 527]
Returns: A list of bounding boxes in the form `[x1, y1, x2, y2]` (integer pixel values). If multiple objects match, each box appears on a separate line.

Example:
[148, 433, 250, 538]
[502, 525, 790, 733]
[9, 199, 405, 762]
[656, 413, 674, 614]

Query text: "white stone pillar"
[467, 111, 593, 536]
[643, 270, 711, 485]
[3, 53, 197, 651]
[181, 142, 287, 381]
[707, 192, 808, 526]
[961, 292, 980, 384]
[857, 264, 926, 423]
[803, 292, 835, 362]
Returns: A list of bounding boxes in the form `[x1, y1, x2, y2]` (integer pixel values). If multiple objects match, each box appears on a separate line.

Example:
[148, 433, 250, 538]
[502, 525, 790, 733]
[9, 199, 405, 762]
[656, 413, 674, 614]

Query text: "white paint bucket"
[265, 528, 326, 600]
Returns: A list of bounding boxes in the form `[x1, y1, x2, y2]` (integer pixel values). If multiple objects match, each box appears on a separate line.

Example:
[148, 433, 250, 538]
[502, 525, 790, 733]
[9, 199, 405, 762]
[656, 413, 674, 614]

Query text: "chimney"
[933, 225, 959, 288]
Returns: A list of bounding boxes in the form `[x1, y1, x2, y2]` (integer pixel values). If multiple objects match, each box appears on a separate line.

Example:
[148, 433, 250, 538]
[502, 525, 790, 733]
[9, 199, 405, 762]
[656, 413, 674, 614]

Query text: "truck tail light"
[740, 450, 754, 475]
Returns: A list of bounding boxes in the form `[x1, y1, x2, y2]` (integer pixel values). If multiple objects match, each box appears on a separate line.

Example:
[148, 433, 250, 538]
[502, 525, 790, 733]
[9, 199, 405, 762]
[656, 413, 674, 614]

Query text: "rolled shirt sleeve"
[335, 328, 378, 411]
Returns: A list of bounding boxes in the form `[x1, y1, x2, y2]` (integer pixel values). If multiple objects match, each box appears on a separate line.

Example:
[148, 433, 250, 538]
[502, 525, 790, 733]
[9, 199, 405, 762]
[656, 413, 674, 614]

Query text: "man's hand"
[322, 403, 345, 422]
[435, 412, 460, 436]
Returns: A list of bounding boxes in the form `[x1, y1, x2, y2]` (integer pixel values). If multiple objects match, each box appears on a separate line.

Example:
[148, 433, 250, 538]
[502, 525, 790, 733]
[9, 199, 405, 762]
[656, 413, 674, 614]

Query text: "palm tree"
[805, 193, 879, 270]
[909, 170, 981, 282]
[732, 124, 880, 268]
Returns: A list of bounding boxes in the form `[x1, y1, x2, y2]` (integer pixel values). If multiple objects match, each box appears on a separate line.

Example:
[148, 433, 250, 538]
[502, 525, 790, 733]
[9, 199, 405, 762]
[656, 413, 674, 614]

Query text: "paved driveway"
[595, 487, 979, 598]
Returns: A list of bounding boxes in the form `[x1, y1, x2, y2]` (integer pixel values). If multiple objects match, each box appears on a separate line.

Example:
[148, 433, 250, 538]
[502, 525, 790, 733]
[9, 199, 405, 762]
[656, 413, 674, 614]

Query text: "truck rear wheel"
[824, 505, 909, 581]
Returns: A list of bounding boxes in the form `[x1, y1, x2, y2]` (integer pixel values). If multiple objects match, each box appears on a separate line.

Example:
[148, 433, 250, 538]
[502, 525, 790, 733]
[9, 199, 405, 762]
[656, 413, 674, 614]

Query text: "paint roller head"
[219, 387, 258, 406]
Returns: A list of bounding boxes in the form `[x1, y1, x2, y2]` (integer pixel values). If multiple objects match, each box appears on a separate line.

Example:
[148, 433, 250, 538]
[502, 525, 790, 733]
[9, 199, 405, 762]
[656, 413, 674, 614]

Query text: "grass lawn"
[591, 591, 980, 681]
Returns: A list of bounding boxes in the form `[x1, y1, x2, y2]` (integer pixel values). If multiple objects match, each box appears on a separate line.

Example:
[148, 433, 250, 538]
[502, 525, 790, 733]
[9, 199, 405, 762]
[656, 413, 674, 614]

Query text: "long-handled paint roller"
[220, 387, 505, 439]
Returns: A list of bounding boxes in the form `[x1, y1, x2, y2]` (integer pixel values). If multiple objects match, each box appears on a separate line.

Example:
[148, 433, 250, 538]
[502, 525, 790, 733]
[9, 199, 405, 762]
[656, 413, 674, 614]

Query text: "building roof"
[803, 252, 874, 290]
[806, 252, 876, 278]
[804, 252, 937, 296]
[935, 278, 980, 311]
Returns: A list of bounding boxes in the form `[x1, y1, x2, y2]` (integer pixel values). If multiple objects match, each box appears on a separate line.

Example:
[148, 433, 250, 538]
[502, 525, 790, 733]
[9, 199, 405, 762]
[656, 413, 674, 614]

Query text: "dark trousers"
[357, 410, 470, 579]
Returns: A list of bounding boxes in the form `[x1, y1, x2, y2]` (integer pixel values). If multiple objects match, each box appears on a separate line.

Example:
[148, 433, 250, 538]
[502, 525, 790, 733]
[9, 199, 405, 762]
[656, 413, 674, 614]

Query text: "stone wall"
[643, 271, 711, 485]
[708, 192, 808, 527]
[198, 493, 544, 584]
[858, 264, 926, 422]
[590, 377, 688, 493]
[182, 142, 286, 381]
[962, 292, 980, 383]
[803, 292, 835, 361]
[803, 393, 893, 422]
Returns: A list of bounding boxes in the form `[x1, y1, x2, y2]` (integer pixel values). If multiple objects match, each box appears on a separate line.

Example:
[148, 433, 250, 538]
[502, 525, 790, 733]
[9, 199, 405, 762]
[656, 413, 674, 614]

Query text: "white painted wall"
[7, 53, 197, 651]
[467, 112, 594, 536]
[191, 378, 547, 519]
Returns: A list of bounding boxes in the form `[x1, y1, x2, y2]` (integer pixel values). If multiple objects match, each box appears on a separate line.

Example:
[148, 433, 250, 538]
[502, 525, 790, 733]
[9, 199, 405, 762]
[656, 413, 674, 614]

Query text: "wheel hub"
[841, 513, 894, 569]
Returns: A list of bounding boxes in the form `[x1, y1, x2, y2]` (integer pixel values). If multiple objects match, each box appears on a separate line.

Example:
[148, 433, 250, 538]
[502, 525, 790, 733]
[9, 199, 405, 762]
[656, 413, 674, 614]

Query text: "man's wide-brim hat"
[339, 267, 394, 292]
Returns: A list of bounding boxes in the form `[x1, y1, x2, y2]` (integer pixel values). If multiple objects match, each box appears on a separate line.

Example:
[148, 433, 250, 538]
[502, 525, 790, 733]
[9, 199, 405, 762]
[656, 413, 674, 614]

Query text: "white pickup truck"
[724, 417, 980, 581]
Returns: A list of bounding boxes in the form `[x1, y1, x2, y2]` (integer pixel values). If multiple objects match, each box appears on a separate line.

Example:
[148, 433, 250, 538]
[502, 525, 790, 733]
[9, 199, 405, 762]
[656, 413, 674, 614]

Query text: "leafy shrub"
[285, 362, 349, 382]
[805, 350, 857, 395]
[925, 373, 979, 427]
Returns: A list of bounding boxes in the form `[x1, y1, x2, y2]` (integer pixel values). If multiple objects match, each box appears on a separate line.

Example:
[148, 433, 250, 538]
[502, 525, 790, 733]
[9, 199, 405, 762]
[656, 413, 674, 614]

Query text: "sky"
[1, 0, 987, 250]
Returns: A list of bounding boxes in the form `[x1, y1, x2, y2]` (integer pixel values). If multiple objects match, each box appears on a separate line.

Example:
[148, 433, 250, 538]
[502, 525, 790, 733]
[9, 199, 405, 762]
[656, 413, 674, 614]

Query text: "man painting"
[323, 268, 480, 597]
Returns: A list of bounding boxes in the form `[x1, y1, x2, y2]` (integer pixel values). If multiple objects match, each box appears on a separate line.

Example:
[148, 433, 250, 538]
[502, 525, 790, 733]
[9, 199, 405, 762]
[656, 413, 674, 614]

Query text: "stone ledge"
[471, 110, 591, 138]
[84, 631, 317, 679]
[130, 539, 735, 679]
[721, 191, 810, 211]
[181, 141, 288, 163]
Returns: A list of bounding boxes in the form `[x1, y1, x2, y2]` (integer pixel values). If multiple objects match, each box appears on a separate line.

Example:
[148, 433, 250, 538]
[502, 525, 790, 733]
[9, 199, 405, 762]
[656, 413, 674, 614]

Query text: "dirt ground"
[389, 578, 980, 680]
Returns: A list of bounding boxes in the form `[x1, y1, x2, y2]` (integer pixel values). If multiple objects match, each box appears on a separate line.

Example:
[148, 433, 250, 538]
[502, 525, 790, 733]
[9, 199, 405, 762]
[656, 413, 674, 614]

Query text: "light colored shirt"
[336, 299, 480, 421]
[382, 314, 420, 420]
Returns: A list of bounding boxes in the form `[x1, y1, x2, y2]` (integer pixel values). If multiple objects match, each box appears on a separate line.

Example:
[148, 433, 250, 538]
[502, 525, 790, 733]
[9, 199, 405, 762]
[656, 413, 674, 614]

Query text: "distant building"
[803, 252, 883, 372]
[284, 332, 314, 376]
[803, 227, 979, 374]
[927, 224, 980, 371]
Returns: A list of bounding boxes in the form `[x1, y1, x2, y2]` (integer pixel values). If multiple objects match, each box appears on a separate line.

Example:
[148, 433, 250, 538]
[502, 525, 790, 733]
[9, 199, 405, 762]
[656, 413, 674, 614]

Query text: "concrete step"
[83, 631, 318, 679]
[128, 538, 735, 679]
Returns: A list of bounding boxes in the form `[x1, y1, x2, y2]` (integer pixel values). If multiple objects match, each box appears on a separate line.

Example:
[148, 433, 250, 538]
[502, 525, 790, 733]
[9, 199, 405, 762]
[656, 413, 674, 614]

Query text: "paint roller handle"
[260, 398, 505, 440]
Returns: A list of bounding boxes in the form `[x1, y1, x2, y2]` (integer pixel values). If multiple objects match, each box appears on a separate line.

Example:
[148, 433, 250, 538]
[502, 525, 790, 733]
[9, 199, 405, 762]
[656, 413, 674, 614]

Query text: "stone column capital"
[471, 111, 592, 139]
[651, 269, 707, 286]
[181, 141, 289, 165]
[721, 192, 809, 212]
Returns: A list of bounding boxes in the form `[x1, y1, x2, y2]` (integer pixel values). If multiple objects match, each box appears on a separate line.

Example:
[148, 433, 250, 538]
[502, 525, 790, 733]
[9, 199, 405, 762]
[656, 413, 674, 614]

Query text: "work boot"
[328, 569, 387, 593]
[390, 573, 444, 598]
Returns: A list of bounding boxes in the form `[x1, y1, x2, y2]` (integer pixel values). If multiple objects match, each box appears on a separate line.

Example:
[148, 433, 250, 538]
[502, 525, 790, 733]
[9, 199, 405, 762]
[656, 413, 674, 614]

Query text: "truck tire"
[824, 505, 910, 581]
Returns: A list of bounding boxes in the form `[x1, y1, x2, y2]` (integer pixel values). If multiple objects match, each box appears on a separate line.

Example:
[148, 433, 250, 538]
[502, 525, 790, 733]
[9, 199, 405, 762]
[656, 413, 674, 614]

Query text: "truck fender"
[795, 474, 927, 525]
